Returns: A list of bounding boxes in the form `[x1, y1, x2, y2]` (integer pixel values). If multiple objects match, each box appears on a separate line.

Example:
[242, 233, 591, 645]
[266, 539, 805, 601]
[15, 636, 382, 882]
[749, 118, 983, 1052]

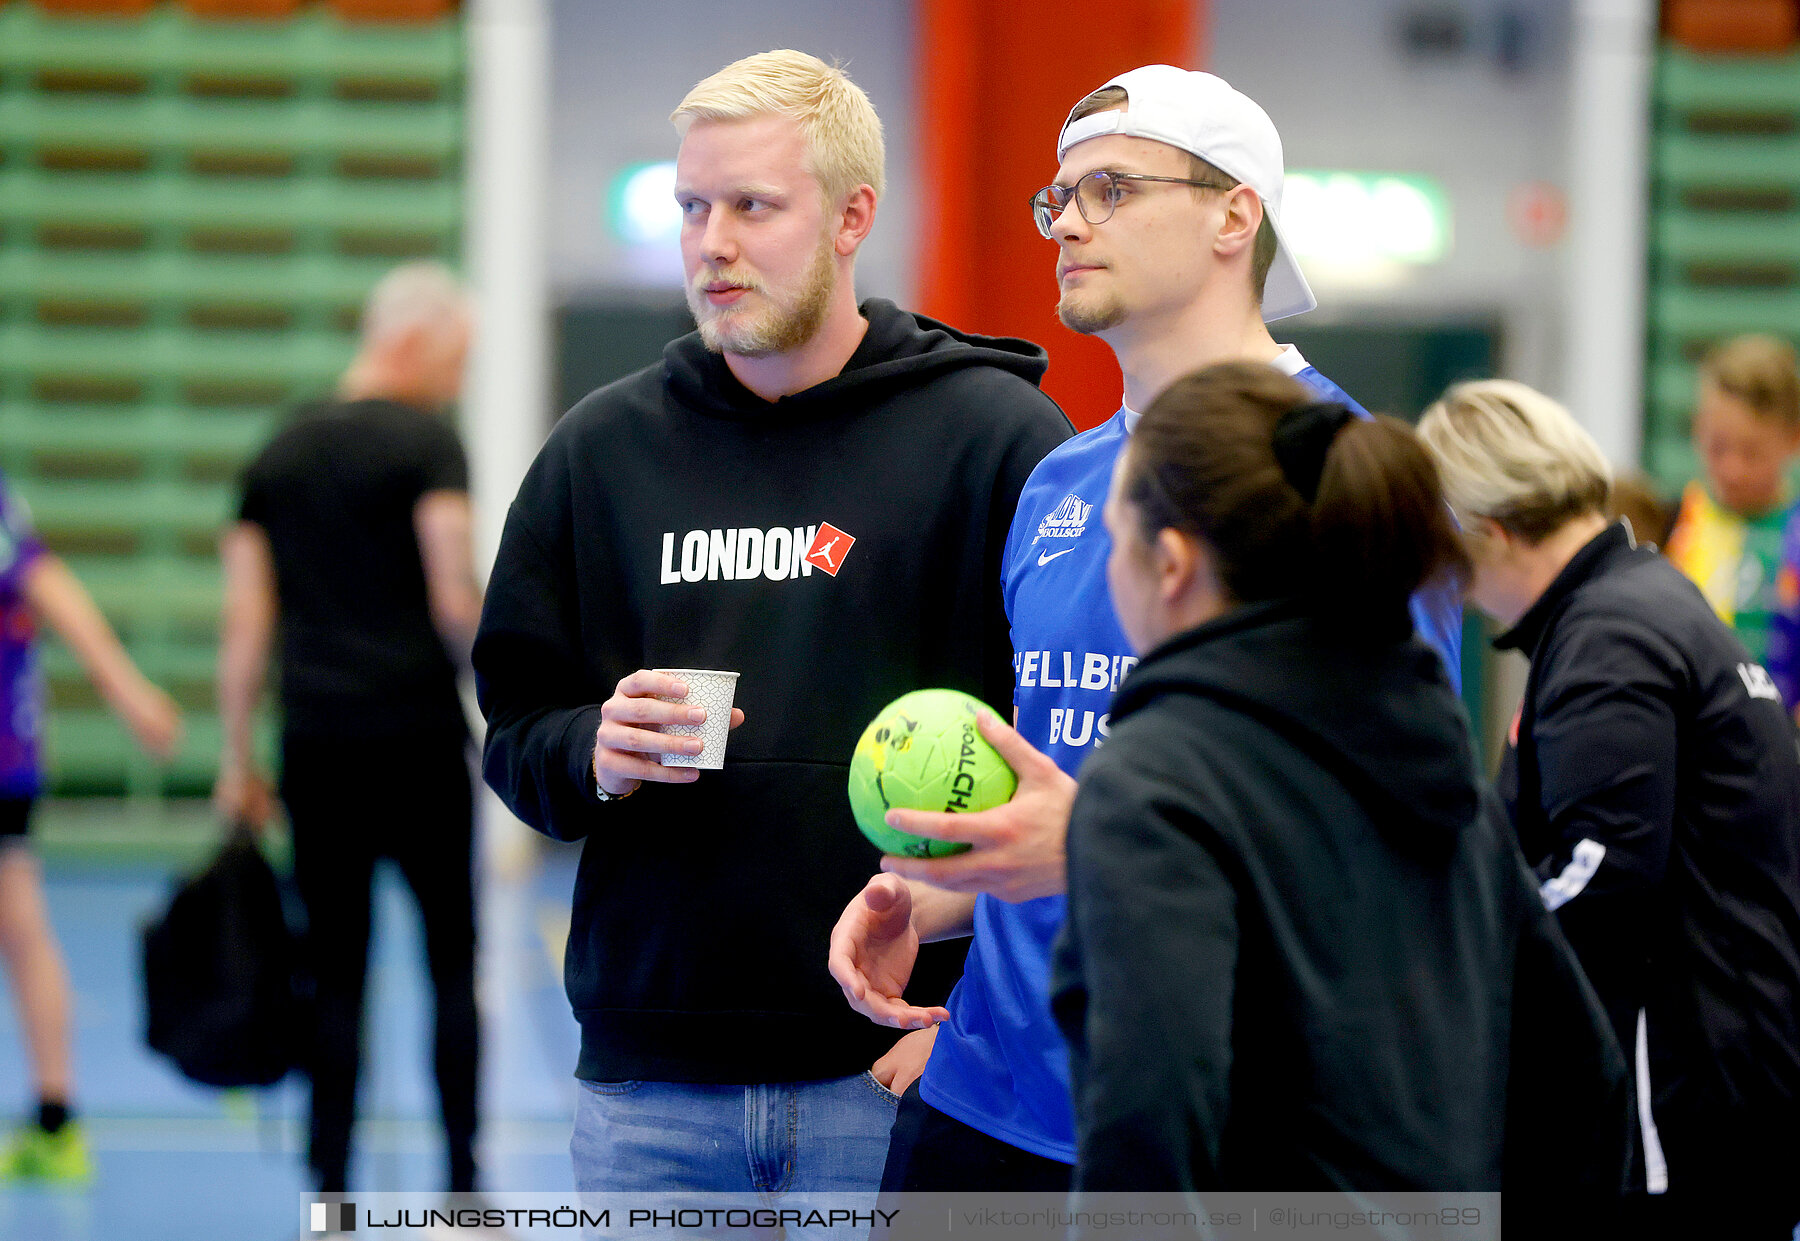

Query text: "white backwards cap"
[1058, 65, 1317, 322]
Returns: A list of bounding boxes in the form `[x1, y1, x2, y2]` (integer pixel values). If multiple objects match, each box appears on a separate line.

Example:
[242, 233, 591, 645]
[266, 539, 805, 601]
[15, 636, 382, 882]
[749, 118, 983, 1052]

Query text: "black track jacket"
[1496, 521, 1800, 1193]
[474, 300, 1072, 1083]
[1051, 601, 1634, 1200]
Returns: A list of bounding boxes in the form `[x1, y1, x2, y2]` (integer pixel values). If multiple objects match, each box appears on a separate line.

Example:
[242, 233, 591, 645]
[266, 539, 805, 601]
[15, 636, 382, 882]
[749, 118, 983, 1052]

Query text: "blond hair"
[360, 261, 467, 348]
[671, 50, 885, 206]
[1699, 334, 1800, 431]
[1418, 379, 1612, 543]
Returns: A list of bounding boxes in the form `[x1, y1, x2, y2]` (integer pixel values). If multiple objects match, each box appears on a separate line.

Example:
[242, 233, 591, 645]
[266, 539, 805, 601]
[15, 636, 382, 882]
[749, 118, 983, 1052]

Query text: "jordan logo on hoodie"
[804, 523, 856, 577]
[659, 522, 856, 584]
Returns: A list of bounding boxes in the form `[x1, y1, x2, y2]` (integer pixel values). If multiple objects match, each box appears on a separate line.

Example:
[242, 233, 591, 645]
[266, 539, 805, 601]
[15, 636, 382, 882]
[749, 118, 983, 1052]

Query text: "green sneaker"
[0, 1120, 93, 1186]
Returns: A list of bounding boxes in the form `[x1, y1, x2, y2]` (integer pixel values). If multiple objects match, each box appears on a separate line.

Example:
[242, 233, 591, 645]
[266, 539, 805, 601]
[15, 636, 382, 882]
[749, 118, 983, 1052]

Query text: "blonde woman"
[1421, 379, 1800, 1240]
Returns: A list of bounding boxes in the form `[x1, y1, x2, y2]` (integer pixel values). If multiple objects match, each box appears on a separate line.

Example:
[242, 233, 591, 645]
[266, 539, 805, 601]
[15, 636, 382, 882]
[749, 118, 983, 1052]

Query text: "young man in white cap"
[830, 64, 1464, 1189]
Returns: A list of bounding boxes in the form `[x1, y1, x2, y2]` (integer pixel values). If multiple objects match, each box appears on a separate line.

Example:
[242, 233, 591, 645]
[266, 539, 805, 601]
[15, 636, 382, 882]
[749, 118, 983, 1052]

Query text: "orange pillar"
[915, 0, 1201, 430]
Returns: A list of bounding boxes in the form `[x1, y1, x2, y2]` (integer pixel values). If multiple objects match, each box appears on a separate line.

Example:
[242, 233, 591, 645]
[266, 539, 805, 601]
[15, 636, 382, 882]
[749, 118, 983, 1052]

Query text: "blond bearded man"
[473, 51, 1070, 1202]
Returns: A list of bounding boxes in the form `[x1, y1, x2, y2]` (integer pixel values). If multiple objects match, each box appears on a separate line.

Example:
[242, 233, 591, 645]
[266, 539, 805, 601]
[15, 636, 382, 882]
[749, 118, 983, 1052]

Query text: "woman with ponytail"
[1049, 362, 1632, 1202]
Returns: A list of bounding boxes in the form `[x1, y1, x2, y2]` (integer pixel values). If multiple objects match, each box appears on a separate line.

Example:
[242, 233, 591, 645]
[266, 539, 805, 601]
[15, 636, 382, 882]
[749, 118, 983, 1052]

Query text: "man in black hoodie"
[472, 51, 1070, 1203]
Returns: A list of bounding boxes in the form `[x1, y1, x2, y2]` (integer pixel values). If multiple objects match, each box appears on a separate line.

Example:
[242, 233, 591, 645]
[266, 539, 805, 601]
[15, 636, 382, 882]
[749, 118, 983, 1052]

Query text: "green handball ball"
[848, 688, 1018, 857]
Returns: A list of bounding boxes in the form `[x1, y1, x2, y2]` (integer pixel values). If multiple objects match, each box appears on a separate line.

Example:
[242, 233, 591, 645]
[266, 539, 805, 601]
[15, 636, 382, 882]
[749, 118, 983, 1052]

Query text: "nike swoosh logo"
[1037, 547, 1077, 566]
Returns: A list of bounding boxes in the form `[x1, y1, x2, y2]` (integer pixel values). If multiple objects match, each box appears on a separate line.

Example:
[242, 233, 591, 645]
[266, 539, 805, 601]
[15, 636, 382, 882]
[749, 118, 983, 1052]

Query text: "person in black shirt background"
[1421, 378, 1800, 1240]
[215, 262, 486, 1202]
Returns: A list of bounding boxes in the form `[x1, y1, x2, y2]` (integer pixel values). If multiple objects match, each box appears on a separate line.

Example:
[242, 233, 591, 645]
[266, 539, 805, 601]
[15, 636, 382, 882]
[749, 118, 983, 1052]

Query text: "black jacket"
[1051, 601, 1634, 1197]
[1496, 521, 1800, 1188]
[474, 300, 1071, 1083]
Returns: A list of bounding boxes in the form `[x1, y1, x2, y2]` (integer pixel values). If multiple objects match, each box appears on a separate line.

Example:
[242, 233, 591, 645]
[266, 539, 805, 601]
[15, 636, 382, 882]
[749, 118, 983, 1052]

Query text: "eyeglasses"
[1029, 169, 1232, 238]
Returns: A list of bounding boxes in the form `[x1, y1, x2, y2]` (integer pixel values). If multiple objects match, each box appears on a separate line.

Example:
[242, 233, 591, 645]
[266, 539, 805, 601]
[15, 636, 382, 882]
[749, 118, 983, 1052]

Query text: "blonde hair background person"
[1419, 378, 1800, 1239]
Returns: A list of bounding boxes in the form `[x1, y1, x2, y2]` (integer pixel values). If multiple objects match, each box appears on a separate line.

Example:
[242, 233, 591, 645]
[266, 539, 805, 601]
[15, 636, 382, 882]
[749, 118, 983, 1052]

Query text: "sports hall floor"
[0, 810, 585, 1241]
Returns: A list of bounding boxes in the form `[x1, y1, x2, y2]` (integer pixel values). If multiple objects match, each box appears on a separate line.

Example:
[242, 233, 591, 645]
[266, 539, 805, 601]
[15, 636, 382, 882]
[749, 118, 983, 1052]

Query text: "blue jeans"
[572, 1074, 898, 1238]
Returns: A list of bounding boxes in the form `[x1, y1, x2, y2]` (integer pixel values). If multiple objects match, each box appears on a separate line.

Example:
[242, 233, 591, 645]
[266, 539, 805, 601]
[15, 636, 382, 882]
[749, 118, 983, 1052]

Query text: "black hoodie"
[1050, 601, 1634, 1201]
[474, 299, 1072, 1083]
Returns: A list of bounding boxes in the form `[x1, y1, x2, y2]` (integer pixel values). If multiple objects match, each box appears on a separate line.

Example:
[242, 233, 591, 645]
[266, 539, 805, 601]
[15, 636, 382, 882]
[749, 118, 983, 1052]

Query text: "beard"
[1056, 285, 1127, 335]
[687, 235, 837, 358]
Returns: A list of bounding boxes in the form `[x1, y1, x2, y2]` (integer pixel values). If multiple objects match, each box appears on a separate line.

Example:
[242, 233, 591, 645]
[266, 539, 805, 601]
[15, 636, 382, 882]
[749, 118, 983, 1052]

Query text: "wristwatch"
[591, 733, 635, 802]
[590, 755, 635, 802]
[592, 776, 635, 803]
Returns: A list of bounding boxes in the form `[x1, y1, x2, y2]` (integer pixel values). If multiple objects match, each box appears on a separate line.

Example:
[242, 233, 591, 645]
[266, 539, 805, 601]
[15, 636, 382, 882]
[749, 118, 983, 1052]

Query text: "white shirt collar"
[1269, 343, 1309, 376]
[1120, 345, 1307, 433]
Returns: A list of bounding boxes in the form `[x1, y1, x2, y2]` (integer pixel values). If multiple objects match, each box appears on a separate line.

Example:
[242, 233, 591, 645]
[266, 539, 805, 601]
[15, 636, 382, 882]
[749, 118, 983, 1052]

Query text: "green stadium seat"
[1656, 213, 1800, 266]
[1652, 287, 1800, 339]
[0, 169, 460, 243]
[1656, 132, 1800, 194]
[0, 94, 461, 164]
[0, 249, 409, 313]
[1659, 47, 1800, 113]
[0, 324, 356, 392]
[0, 5, 461, 91]
[1, 0, 461, 804]
[1645, 47, 1800, 490]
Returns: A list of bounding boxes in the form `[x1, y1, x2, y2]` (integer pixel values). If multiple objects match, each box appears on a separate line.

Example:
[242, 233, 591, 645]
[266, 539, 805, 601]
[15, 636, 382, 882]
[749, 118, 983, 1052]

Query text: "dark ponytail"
[1125, 361, 1469, 640]
[1311, 415, 1469, 638]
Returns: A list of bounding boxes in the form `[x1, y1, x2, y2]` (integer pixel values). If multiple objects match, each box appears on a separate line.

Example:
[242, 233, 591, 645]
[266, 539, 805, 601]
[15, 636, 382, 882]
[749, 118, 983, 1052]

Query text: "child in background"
[0, 472, 182, 1185]
[1665, 334, 1800, 709]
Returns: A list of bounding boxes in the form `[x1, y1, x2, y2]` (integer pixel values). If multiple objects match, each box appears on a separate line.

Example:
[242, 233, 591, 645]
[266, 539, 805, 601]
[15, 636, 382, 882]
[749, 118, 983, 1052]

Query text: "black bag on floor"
[142, 824, 303, 1088]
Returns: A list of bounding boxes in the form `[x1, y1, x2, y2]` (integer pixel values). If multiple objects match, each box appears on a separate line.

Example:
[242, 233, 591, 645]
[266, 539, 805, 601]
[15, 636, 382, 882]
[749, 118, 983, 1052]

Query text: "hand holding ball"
[848, 689, 1018, 857]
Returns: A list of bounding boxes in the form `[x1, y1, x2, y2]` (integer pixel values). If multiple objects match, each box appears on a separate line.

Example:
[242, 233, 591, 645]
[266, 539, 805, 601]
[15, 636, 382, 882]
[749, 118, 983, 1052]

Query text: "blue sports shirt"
[919, 355, 1463, 1162]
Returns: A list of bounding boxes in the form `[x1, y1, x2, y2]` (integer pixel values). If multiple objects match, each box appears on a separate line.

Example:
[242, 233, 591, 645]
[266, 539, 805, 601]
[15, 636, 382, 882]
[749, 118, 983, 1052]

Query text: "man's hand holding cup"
[593, 668, 744, 798]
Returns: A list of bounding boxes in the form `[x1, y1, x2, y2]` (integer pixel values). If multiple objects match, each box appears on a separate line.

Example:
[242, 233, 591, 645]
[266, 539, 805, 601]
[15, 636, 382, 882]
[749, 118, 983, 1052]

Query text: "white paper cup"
[653, 669, 740, 770]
